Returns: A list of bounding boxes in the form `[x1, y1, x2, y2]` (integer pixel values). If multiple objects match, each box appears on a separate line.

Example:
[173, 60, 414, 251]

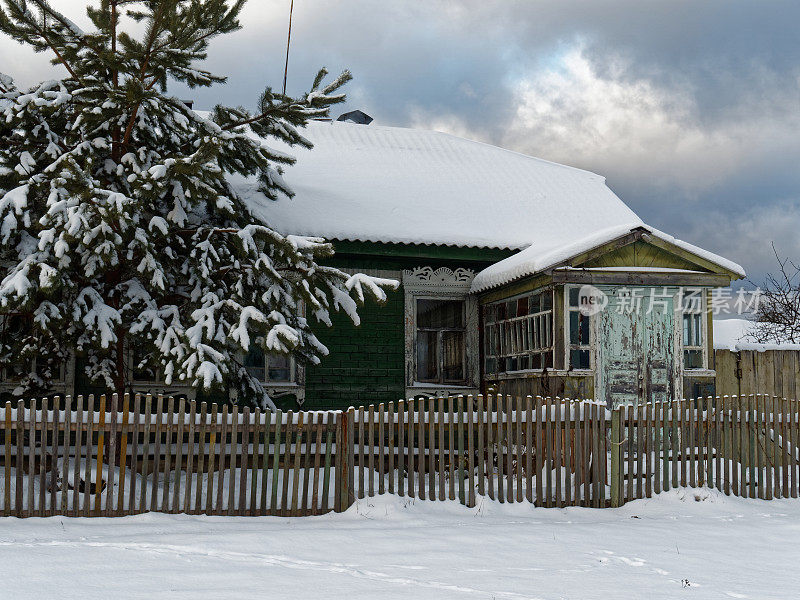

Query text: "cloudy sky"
[2, 1, 799, 285]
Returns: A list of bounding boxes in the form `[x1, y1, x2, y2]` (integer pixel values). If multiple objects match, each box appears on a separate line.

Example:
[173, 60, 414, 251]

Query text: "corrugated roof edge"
[471, 224, 746, 294]
[323, 235, 529, 252]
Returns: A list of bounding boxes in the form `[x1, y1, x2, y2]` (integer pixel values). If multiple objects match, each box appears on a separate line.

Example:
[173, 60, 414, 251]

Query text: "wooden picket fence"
[0, 393, 797, 518]
[346, 395, 608, 508]
[610, 395, 800, 506]
[0, 394, 342, 517]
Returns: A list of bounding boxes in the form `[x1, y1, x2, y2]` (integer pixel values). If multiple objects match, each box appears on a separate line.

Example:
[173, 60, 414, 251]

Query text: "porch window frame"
[483, 287, 554, 375]
[564, 285, 593, 371]
[680, 287, 707, 371]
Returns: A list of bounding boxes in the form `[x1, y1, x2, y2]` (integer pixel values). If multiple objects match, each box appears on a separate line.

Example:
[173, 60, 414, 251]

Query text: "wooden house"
[0, 114, 745, 409]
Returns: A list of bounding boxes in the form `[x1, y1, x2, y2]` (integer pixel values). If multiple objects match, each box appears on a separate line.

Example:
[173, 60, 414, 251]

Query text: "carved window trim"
[402, 267, 479, 395]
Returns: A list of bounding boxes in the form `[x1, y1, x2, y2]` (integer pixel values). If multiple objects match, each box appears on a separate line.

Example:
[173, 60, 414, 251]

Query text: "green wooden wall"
[302, 286, 406, 410]
[297, 240, 513, 410]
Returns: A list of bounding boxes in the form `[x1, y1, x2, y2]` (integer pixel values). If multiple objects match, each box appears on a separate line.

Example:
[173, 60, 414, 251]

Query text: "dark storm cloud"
[2, 0, 798, 282]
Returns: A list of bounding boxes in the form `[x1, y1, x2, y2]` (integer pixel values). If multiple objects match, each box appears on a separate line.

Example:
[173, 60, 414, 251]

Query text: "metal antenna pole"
[282, 0, 294, 96]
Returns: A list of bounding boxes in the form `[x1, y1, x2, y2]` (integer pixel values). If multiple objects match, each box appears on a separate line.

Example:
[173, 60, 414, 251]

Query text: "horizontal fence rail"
[0, 393, 797, 518]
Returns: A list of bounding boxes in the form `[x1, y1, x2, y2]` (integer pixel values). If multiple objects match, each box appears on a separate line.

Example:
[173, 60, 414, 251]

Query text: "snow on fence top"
[229, 118, 643, 251]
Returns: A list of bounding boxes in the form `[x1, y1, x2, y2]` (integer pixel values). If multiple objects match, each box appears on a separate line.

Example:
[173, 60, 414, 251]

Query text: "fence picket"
[458, 395, 466, 505]
[240, 406, 251, 516]
[258, 408, 269, 514]
[49, 397, 59, 515]
[161, 396, 174, 512]
[184, 400, 196, 514]
[4, 402, 11, 516]
[396, 400, 405, 498]
[486, 395, 495, 502]
[175, 398, 187, 514]
[467, 396, 476, 507]
[599, 403, 607, 507]
[444, 397, 452, 501]
[496, 395, 504, 504]
[82, 396, 94, 516]
[116, 395, 128, 514]
[321, 416, 333, 513]
[388, 401, 396, 496]
[526, 396, 534, 504]
[505, 395, 514, 503]
[150, 395, 163, 512]
[312, 412, 323, 514]
[38, 398, 48, 516]
[417, 402, 425, 501]
[357, 407, 365, 500]
[302, 412, 314, 515]
[574, 400, 584, 505]
[280, 410, 292, 514]
[379, 403, 385, 496]
[291, 412, 303, 516]
[407, 400, 415, 500]
[583, 401, 591, 506]
[428, 398, 436, 501]
[192, 402, 206, 515]
[792, 398, 799, 499]
[104, 395, 116, 516]
[533, 396, 542, 506]
[544, 399, 553, 507]
[550, 399, 560, 506]
[270, 410, 281, 515]
[641, 402, 648, 499]
[227, 404, 239, 515]
[782, 398, 790, 498]
[215, 404, 229, 513]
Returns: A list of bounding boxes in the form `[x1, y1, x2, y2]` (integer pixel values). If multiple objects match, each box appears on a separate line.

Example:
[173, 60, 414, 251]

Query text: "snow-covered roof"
[471, 224, 746, 293]
[228, 118, 744, 291]
[234, 119, 643, 251]
[713, 319, 800, 352]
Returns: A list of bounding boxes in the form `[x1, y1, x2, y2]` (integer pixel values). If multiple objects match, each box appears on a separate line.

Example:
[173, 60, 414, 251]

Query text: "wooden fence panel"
[0, 393, 797, 518]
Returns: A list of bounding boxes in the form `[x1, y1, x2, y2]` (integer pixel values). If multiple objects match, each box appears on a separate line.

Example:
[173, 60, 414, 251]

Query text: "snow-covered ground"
[1, 489, 797, 599]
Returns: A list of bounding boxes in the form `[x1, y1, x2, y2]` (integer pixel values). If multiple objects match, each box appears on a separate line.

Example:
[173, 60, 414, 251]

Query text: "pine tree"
[0, 1, 396, 408]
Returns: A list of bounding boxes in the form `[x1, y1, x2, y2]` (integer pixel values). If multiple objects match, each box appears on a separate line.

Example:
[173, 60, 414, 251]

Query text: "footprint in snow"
[724, 593, 747, 598]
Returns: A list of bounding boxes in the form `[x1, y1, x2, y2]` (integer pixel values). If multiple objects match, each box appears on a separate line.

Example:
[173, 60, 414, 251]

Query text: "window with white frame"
[567, 287, 591, 370]
[681, 288, 705, 369]
[244, 344, 295, 384]
[483, 290, 553, 374]
[415, 298, 466, 384]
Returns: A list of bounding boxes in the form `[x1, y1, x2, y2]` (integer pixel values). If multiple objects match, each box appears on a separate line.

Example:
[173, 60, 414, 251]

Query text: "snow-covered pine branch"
[0, 0, 397, 408]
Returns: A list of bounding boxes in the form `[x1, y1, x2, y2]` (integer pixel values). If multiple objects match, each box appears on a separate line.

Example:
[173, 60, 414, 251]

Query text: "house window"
[483, 290, 553, 374]
[0, 315, 33, 380]
[0, 315, 63, 381]
[131, 346, 161, 382]
[244, 345, 295, 383]
[415, 298, 465, 384]
[681, 288, 705, 369]
[567, 287, 591, 370]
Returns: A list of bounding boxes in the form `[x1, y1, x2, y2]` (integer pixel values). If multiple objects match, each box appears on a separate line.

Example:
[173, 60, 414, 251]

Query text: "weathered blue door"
[596, 286, 675, 408]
